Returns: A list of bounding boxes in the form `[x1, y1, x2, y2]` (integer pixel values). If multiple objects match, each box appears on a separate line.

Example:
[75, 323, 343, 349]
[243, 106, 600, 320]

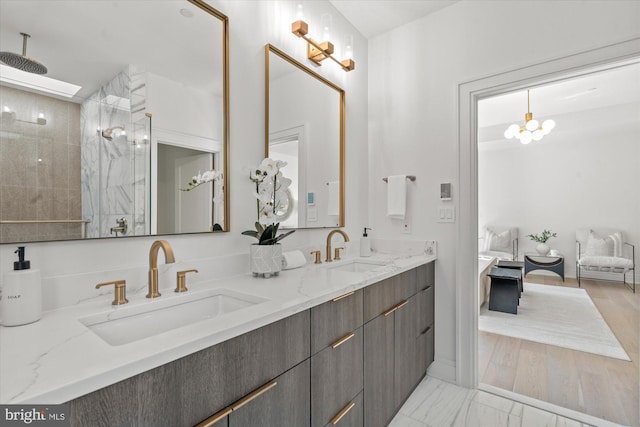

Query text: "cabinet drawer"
[311, 289, 363, 355]
[364, 268, 417, 323]
[311, 327, 364, 427]
[417, 325, 434, 376]
[227, 359, 310, 427]
[324, 390, 363, 427]
[417, 262, 435, 291]
[179, 310, 310, 425]
[417, 285, 434, 333]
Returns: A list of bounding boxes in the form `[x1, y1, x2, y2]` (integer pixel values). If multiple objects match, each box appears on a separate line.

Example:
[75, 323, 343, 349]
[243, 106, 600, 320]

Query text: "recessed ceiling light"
[179, 8, 194, 18]
[0, 64, 81, 98]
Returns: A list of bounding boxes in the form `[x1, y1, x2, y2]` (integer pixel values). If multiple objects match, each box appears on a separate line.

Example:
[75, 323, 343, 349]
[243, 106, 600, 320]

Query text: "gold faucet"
[147, 240, 175, 298]
[326, 229, 350, 262]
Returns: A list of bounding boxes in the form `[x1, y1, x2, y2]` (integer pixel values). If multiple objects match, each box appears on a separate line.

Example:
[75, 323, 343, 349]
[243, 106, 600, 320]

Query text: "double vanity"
[0, 241, 436, 427]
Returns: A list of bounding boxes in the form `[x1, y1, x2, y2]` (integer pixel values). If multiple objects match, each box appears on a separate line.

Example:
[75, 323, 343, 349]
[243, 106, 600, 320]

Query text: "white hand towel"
[387, 175, 407, 220]
[327, 181, 340, 216]
[281, 250, 307, 270]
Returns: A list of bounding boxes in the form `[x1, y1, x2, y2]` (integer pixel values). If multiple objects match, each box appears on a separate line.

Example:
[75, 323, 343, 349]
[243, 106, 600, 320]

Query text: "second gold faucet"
[147, 240, 175, 298]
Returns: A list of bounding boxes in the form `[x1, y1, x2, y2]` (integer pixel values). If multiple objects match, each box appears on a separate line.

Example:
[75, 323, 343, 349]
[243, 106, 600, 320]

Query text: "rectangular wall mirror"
[0, 0, 229, 244]
[265, 44, 345, 229]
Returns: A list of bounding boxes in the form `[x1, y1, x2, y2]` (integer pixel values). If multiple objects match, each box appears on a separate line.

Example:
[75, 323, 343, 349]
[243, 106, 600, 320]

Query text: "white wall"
[479, 103, 640, 278]
[368, 0, 640, 380]
[0, 1, 369, 308]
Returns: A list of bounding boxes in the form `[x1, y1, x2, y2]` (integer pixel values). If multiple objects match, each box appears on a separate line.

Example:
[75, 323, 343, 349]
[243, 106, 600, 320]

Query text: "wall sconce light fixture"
[291, 10, 355, 72]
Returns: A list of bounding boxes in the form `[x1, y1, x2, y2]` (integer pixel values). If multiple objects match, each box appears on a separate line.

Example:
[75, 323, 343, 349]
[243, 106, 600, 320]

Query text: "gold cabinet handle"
[95, 280, 128, 305]
[194, 407, 232, 427]
[176, 269, 198, 293]
[231, 380, 278, 411]
[310, 250, 322, 264]
[383, 305, 398, 317]
[394, 299, 409, 311]
[331, 332, 355, 349]
[332, 291, 355, 302]
[330, 401, 356, 425]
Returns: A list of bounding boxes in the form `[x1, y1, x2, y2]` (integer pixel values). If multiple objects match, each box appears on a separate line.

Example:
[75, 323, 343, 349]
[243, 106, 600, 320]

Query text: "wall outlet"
[402, 222, 411, 234]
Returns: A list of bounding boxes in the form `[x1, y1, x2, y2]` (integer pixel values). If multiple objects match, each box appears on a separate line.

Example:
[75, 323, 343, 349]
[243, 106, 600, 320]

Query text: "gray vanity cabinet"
[311, 290, 363, 355]
[311, 327, 363, 427]
[323, 391, 364, 427]
[363, 262, 433, 427]
[227, 359, 310, 427]
[69, 311, 310, 427]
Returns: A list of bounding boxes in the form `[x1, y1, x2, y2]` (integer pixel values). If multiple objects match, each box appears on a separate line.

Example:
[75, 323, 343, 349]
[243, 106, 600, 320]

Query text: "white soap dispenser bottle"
[1, 246, 42, 326]
[360, 227, 372, 257]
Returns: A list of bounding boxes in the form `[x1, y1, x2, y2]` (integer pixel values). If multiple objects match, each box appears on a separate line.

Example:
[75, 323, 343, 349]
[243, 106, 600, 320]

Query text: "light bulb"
[525, 119, 539, 132]
[321, 13, 332, 40]
[504, 124, 519, 139]
[38, 113, 45, 119]
[344, 35, 354, 59]
[296, 4, 304, 20]
[532, 129, 544, 141]
[120, 129, 126, 136]
[520, 131, 532, 144]
[542, 119, 555, 135]
[3, 106, 10, 112]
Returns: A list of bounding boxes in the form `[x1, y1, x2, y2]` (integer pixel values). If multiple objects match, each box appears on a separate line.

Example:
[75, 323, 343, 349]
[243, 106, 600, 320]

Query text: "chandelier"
[504, 89, 555, 144]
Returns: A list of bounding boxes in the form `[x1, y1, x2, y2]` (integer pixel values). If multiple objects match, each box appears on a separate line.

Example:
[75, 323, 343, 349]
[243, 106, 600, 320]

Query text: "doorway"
[455, 38, 640, 426]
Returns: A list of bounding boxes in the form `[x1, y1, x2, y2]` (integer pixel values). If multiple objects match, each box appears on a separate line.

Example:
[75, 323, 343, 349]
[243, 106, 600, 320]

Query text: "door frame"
[455, 36, 640, 414]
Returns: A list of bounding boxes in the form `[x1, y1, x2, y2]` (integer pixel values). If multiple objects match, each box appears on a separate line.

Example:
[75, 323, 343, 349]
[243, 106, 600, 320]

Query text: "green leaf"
[241, 230, 259, 239]
[273, 229, 295, 243]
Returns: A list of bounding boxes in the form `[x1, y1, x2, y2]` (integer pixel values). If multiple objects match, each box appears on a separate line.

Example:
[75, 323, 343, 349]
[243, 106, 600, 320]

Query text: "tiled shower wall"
[0, 86, 82, 243]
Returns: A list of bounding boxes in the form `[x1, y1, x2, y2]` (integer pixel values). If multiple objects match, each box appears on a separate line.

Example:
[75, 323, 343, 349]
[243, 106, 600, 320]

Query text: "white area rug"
[479, 283, 630, 361]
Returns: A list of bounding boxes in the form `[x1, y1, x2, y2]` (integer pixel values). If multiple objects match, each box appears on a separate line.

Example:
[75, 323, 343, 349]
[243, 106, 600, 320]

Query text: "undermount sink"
[327, 259, 386, 273]
[80, 288, 268, 346]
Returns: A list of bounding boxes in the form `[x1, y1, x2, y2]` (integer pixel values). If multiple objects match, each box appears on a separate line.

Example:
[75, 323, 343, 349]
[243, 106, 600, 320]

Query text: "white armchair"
[576, 228, 635, 293]
[479, 226, 518, 261]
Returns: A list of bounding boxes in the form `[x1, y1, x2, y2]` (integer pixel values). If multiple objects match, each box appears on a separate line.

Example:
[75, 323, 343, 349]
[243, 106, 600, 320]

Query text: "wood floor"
[478, 275, 639, 426]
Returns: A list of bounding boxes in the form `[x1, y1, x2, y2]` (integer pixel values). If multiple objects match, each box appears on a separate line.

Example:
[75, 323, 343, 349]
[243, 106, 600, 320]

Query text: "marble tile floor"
[390, 376, 600, 427]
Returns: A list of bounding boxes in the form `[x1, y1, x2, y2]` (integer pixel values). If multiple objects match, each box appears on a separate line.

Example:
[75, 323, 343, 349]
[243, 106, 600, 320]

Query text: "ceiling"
[329, 0, 459, 39]
[478, 62, 640, 147]
[0, 1, 223, 103]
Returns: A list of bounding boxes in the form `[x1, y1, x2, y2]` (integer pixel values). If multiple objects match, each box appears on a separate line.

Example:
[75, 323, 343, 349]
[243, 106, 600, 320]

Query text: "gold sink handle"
[176, 269, 198, 293]
[96, 280, 128, 305]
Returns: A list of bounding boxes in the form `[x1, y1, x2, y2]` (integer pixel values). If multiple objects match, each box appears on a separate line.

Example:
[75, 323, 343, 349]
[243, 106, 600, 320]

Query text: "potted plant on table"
[527, 229, 557, 255]
[242, 158, 295, 277]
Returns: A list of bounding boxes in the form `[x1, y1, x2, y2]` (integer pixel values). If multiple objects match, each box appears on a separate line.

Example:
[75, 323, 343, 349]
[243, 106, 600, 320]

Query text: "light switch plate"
[437, 206, 455, 223]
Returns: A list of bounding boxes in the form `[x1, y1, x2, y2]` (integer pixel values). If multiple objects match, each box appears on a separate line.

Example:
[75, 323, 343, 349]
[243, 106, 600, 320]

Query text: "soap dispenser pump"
[360, 227, 372, 257]
[1, 246, 42, 326]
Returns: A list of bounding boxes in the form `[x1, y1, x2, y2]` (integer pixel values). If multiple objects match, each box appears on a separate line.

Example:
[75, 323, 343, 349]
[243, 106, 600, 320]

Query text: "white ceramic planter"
[249, 244, 282, 278]
[535, 242, 550, 256]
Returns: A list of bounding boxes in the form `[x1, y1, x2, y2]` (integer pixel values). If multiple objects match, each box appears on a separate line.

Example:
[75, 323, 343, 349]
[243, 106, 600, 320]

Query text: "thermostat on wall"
[307, 192, 315, 205]
[440, 183, 452, 200]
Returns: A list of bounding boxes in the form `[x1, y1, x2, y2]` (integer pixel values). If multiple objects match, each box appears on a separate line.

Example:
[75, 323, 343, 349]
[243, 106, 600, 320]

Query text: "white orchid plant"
[242, 158, 295, 245]
[180, 169, 223, 192]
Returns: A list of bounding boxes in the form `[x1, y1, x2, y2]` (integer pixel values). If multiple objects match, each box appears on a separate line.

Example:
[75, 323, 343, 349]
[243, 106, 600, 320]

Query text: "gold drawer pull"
[332, 291, 355, 302]
[383, 305, 398, 317]
[231, 380, 278, 411]
[331, 332, 355, 349]
[194, 407, 232, 427]
[330, 401, 356, 425]
[395, 300, 408, 311]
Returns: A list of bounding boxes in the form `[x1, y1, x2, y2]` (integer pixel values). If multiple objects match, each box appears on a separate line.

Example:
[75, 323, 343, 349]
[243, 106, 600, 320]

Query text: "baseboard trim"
[479, 383, 623, 427]
[426, 358, 456, 383]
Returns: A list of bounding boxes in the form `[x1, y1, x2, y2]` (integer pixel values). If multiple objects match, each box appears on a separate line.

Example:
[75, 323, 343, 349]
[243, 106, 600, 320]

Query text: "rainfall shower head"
[0, 33, 48, 75]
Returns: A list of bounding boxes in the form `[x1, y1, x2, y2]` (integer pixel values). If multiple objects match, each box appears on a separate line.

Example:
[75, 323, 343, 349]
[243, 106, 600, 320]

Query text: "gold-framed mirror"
[265, 44, 345, 229]
[0, 0, 229, 243]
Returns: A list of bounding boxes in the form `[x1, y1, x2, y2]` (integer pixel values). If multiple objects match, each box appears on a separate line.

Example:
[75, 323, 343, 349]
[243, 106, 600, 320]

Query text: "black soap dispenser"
[1, 246, 42, 326]
[360, 227, 372, 257]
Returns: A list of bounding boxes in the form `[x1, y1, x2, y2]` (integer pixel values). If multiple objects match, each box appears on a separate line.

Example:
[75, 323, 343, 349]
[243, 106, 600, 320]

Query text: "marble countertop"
[0, 248, 435, 404]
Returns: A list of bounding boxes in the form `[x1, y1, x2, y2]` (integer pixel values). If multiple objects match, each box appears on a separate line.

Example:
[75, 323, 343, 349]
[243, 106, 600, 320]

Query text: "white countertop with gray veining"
[0, 242, 436, 404]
